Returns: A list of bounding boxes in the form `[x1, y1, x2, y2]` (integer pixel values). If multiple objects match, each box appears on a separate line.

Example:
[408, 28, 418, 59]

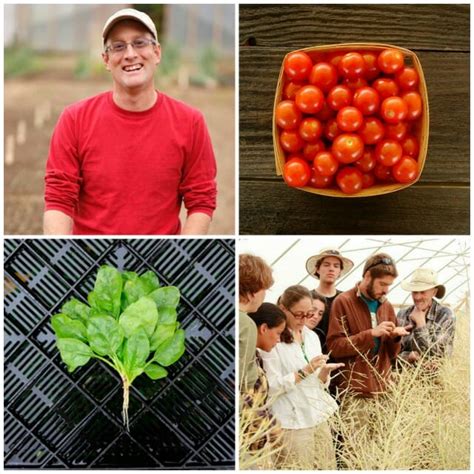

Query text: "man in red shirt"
[44, 8, 217, 235]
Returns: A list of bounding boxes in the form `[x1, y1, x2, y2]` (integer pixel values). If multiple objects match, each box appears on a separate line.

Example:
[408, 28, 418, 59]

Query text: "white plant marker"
[5, 135, 15, 165]
[17, 120, 27, 145]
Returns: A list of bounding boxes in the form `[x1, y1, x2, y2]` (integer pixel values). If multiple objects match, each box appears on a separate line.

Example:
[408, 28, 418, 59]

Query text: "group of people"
[239, 249, 455, 469]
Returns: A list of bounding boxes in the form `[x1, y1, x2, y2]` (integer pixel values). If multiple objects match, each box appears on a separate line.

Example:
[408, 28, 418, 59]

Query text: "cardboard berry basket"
[273, 43, 429, 198]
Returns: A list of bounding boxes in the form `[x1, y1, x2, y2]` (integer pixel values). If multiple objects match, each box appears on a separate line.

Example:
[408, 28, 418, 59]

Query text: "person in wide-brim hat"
[401, 267, 446, 299]
[397, 267, 454, 364]
[305, 248, 354, 280]
[305, 248, 354, 354]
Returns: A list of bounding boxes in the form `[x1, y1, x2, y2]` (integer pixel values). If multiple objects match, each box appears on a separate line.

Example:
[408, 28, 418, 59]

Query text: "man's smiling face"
[102, 20, 161, 93]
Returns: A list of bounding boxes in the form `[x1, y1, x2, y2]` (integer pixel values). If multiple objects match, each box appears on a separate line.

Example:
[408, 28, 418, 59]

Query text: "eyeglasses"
[365, 257, 394, 272]
[105, 37, 157, 54]
[284, 307, 315, 320]
[324, 250, 341, 256]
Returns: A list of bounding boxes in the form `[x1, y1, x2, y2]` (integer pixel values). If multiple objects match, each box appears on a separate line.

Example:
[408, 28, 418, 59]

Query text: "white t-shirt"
[259, 326, 338, 429]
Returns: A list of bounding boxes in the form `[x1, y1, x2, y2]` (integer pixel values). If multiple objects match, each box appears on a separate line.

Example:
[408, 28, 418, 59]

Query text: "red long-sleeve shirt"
[44, 91, 217, 235]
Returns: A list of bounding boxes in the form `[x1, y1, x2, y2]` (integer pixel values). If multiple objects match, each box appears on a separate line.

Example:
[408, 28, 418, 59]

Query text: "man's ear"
[102, 52, 111, 72]
[154, 43, 162, 66]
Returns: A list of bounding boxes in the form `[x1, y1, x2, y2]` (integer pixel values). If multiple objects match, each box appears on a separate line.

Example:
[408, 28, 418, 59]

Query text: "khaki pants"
[276, 421, 337, 470]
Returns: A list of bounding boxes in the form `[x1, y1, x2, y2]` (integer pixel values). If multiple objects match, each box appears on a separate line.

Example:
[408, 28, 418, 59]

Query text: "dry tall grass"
[240, 312, 470, 470]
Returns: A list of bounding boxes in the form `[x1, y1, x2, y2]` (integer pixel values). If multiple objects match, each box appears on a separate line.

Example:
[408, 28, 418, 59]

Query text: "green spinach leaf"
[153, 329, 186, 367]
[87, 315, 124, 356]
[57, 338, 93, 372]
[51, 314, 88, 342]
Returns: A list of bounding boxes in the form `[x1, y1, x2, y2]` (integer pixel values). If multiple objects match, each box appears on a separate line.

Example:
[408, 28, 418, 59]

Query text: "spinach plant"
[51, 265, 186, 430]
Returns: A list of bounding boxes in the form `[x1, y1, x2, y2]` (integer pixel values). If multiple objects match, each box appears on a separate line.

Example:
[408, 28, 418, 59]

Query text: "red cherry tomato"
[275, 100, 302, 130]
[313, 151, 339, 176]
[395, 67, 419, 91]
[359, 117, 385, 144]
[343, 76, 368, 90]
[315, 101, 335, 121]
[385, 122, 408, 141]
[361, 51, 380, 81]
[373, 163, 393, 182]
[284, 51, 313, 82]
[355, 147, 377, 173]
[280, 130, 304, 153]
[327, 85, 353, 111]
[338, 52, 366, 80]
[336, 166, 364, 194]
[327, 51, 344, 68]
[361, 172, 376, 188]
[310, 170, 334, 188]
[324, 118, 342, 141]
[332, 134, 364, 164]
[295, 85, 324, 114]
[283, 157, 312, 187]
[401, 135, 420, 158]
[381, 96, 408, 124]
[392, 156, 419, 183]
[372, 78, 399, 100]
[303, 140, 325, 161]
[337, 106, 364, 132]
[402, 91, 422, 121]
[283, 81, 303, 100]
[309, 62, 338, 92]
[375, 139, 403, 167]
[353, 87, 380, 115]
[377, 48, 405, 74]
[299, 118, 323, 142]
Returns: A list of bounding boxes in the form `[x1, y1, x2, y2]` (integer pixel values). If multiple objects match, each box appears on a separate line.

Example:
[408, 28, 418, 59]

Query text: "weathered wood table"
[239, 4, 470, 234]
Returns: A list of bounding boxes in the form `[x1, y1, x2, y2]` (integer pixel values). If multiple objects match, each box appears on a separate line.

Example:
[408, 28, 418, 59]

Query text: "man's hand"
[371, 321, 395, 337]
[43, 210, 73, 235]
[410, 307, 428, 328]
[391, 324, 414, 338]
[407, 350, 421, 363]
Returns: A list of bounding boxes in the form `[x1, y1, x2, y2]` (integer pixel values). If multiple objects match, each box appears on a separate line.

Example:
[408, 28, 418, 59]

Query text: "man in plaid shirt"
[397, 268, 455, 363]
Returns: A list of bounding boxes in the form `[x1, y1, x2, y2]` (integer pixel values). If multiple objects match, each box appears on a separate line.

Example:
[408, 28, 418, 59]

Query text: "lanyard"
[300, 340, 310, 364]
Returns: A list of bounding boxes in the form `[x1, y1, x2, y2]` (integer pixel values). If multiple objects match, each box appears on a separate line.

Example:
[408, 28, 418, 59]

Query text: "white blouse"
[259, 326, 338, 430]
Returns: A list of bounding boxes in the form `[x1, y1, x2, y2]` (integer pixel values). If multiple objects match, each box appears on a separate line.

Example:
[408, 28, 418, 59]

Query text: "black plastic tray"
[4, 238, 235, 469]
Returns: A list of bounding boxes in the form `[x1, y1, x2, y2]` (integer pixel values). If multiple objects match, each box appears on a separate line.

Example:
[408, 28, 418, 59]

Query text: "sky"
[239, 236, 470, 311]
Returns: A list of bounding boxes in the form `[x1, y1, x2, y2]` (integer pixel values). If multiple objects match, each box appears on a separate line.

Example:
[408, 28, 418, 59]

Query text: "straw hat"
[306, 248, 354, 279]
[401, 268, 446, 299]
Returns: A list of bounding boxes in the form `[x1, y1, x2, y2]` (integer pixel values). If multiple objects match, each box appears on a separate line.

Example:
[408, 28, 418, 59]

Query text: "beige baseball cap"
[401, 268, 446, 299]
[102, 8, 158, 45]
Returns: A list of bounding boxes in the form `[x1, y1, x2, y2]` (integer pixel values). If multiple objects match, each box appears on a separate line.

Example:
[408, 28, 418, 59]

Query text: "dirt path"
[4, 78, 235, 235]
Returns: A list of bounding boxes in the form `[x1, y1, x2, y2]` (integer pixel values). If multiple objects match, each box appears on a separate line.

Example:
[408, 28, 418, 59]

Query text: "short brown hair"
[239, 254, 274, 301]
[363, 252, 398, 279]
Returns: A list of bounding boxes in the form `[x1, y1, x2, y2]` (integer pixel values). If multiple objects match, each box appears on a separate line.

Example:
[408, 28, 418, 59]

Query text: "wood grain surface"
[239, 4, 470, 235]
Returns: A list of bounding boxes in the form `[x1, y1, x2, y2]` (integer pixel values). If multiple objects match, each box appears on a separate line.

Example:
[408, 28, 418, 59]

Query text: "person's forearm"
[43, 210, 73, 235]
[181, 212, 211, 235]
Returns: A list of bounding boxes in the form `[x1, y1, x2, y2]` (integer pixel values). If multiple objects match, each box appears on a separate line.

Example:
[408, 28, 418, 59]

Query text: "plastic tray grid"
[4, 238, 235, 469]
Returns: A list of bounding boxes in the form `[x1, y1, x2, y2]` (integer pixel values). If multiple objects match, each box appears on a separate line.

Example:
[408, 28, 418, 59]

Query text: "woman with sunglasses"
[259, 285, 343, 469]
